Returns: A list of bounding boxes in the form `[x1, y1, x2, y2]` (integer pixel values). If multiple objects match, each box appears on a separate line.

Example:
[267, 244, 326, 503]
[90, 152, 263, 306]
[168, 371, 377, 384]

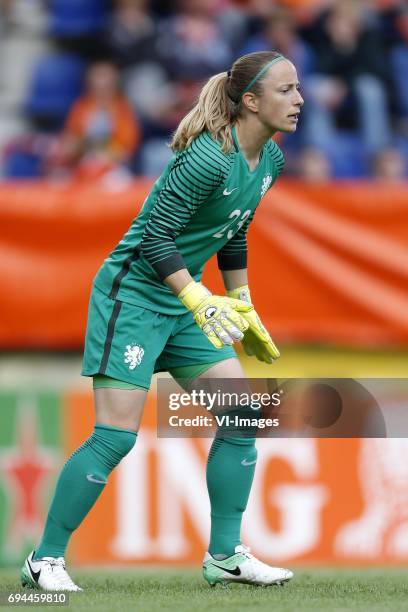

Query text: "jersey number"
[212, 209, 251, 240]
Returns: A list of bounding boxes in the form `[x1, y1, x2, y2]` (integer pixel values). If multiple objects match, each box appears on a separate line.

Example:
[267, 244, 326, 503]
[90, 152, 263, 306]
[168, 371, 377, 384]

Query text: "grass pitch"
[1, 567, 408, 612]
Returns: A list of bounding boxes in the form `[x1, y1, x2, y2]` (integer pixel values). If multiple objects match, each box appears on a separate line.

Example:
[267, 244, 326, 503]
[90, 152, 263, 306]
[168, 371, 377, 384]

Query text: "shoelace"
[236, 544, 253, 559]
[48, 558, 65, 567]
[45, 558, 76, 587]
[237, 546, 275, 579]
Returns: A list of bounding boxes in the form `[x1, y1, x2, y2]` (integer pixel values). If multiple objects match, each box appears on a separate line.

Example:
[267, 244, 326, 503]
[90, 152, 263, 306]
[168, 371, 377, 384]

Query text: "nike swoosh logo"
[223, 187, 238, 196]
[241, 458, 257, 466]
[27, 556, 41, 583]
[212, 563, 241, 576]
[86, 474, 107, 484]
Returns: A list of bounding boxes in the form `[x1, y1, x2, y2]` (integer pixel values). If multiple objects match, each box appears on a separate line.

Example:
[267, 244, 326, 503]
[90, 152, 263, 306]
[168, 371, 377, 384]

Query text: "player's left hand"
[227, 285, 280, 364]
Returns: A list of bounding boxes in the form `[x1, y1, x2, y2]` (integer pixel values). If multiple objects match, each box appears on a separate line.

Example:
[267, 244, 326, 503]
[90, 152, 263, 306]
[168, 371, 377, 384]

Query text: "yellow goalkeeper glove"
[178, 281, 252, 349]
[227, 285, 280, 364]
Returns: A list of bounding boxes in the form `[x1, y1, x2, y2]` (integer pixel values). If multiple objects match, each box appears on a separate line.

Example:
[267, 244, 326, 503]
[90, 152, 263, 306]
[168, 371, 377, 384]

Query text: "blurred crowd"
[1, 0, 408, 182]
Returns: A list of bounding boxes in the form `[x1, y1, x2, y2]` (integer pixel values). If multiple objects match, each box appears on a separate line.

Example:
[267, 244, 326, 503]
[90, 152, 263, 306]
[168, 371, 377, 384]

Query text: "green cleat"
[21, 550, 82, 592]
[203, 544, 294, 587]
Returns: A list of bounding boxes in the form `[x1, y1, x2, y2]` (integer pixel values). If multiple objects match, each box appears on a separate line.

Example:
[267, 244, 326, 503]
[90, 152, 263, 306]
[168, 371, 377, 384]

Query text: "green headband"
[239, 54, 286, 101]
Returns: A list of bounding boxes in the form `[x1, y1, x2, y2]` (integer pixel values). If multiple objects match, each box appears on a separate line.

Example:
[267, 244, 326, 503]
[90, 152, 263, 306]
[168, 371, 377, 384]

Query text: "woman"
[21, 51, 303, 591]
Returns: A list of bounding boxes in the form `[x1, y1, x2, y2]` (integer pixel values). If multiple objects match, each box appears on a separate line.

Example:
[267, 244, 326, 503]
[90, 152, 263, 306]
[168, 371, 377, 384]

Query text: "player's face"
[253, 60, 304, 133]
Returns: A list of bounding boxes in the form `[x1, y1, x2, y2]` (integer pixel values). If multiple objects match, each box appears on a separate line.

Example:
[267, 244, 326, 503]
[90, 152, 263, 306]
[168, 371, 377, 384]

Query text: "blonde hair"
[171, 51, 283, 154]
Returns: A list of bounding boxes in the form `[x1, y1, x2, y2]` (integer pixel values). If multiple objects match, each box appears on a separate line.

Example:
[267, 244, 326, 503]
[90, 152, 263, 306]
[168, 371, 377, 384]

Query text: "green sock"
[206, 436, 257, 558]
[34, 423, 137, 560]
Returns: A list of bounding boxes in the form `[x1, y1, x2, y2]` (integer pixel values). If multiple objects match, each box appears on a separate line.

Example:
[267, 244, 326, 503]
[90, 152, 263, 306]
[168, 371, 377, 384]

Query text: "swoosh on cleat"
[211, 564, 241, 576]
[27, 557, 41, 583]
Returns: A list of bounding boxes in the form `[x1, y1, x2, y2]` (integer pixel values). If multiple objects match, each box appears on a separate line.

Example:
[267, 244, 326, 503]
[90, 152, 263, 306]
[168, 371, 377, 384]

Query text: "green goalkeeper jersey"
[94, 127, 284, 315]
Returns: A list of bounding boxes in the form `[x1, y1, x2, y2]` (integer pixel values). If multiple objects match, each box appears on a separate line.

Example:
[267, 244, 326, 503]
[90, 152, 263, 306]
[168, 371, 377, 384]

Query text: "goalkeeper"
[22, 51, 303, 591]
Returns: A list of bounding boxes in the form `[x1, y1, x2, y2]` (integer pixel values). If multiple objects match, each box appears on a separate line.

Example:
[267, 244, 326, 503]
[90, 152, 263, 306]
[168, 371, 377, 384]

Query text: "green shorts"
[82, 285, 236, 390]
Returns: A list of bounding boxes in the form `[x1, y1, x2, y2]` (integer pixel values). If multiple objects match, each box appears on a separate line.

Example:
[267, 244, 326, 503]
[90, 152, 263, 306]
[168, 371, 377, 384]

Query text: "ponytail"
[171, 72, 236, 154]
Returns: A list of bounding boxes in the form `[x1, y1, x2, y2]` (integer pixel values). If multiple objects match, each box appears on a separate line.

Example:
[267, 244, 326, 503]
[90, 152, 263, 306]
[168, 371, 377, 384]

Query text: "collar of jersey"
[231, 125, 264, 174]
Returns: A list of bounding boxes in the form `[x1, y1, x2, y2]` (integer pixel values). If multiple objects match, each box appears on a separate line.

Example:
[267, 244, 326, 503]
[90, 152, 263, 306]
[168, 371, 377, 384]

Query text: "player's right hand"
[178, 281, 251, 349]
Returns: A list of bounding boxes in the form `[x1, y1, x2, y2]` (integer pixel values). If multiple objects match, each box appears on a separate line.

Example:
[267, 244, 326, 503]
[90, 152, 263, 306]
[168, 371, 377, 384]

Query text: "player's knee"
[224, 435, 257, 448]
[93, 424, 137, 470]
[215, 404, 261, 443]
[111, 429, 137, 458]
[227, 436, 258, 462]
[208, 435, 257, 465]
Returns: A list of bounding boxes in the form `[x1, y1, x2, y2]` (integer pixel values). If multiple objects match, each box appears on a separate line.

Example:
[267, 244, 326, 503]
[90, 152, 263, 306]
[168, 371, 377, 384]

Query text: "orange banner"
[63, 389, 408, 566]
[2, 381, 407, 566]
[1, 179, 408, 348]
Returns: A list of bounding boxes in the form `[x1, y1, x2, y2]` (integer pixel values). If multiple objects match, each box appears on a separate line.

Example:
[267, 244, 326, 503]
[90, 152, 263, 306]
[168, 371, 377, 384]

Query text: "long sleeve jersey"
[94, 127, 284, 315]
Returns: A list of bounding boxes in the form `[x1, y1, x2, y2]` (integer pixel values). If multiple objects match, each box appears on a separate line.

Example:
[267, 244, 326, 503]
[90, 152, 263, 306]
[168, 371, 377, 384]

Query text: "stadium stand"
[49, 0, 109, 38]
[24, 54, 86, 127]
[0, 0, 407, 179]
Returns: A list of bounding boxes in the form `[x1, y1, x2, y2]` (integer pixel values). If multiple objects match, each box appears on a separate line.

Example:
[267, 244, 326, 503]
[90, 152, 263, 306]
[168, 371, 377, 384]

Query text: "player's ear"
[241, 92, 259, 113]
